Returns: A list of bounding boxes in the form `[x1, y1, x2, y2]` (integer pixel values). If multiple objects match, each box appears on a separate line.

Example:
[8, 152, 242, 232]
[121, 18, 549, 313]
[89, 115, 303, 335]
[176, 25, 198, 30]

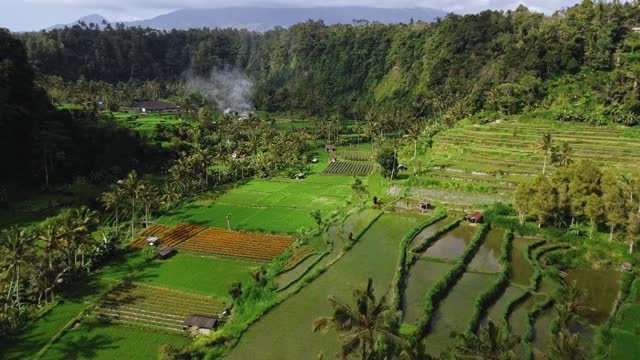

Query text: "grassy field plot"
[99, 252, 256, 299]
[177, 227, 293, 260]
[337, 151, 371, 161]
[158, 177, 353, 234]
[227, 213, 424, 359]
[41, 319, 190, 360]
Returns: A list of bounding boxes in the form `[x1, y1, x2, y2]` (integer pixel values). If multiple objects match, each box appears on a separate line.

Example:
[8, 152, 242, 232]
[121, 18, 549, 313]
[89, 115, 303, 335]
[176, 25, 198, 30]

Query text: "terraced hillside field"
[419, 121, 640, 204]
[92, 283, 226, 332]
[177, 227, 294, 260]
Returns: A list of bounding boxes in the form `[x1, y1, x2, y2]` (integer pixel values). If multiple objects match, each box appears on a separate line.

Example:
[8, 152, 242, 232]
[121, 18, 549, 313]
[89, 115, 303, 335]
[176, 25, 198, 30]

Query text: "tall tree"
[100, 185, 126, 238]
[536, 131, 553, 175]
[118, 170, 144, 238]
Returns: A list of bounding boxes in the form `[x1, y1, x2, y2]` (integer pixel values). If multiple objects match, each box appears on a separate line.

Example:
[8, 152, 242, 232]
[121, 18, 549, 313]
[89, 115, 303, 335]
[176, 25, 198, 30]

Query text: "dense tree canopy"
[16, 1, 640, 120]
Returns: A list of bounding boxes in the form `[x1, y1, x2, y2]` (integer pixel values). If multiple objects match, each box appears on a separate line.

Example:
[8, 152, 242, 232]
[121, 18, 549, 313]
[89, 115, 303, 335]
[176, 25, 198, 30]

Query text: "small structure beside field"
[464, 211, 484, 224]
[147, 237, 159, 246]
[418, 201, 431, 211]
[133, 100, 178, 113]
[156, 246, 175, 259]
[183, 315, 218, 335]
[325, 144, 336, 152]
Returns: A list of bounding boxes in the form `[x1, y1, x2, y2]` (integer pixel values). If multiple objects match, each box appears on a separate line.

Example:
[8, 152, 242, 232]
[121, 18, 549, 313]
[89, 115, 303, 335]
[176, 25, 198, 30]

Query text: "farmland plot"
[177, 227, 294, 260]
[323, 161, 373, 176]
[130, 224, 205, 248]
[337, 151, 370, 161]
[92, 283, 226, 332]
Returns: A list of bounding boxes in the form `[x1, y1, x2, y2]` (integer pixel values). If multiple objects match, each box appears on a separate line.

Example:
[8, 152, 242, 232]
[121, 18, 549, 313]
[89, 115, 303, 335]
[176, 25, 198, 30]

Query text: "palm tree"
[0, 227, 36, 310]
[536, 131, 553, 175]
[312, 278, 404, 359]
[558, 142, 573, 168]
[118, 170, 144, 238]
[139, 181, 159, 226]
[405, 118, 425, 176]
[452, 320, 520, 360]
[100, 185, 126, 237]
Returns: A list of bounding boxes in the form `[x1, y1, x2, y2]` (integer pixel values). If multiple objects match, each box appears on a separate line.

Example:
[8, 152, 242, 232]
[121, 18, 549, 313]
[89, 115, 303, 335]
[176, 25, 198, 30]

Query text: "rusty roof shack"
[156, 246, 175, 259]
[464, 211, 484, 223]
[183, 315, 218, 335]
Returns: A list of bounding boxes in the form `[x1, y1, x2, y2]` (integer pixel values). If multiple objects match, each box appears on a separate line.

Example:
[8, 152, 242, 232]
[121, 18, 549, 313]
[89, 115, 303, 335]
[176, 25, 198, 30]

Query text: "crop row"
[323, 161, 373, 176]
[93, 283, 225, 331]
[338, 151, 371, 161]
[177, 227, 294, 260]
[131, 223, 206, 248]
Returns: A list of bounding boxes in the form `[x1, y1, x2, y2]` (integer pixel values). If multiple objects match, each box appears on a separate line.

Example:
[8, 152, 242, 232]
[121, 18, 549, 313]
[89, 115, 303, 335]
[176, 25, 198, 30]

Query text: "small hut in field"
[325, 144, 336, 152]
[156, 246, 175, 259]
[183, 315, 218, 335]
[464, 212, 484, 224]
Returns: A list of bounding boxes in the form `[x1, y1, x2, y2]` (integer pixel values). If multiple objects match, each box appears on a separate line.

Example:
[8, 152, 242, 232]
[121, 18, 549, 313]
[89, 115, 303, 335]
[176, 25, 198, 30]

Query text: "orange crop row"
[177, 227, 294, 260]
[130, 223, 205, 249]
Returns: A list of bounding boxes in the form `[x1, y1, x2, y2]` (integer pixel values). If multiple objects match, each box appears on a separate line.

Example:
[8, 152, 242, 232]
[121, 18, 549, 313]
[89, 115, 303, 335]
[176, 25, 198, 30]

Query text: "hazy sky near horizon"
[2, 0, 582, 31]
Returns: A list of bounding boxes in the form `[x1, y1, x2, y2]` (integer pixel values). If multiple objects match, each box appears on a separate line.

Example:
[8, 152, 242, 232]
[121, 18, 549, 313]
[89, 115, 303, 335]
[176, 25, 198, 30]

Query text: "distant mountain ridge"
[46, 7, 447, 32]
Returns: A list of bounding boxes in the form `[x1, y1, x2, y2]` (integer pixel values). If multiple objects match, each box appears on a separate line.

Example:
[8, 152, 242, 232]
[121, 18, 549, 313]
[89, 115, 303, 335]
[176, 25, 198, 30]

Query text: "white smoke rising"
[184, 67, 254, 113]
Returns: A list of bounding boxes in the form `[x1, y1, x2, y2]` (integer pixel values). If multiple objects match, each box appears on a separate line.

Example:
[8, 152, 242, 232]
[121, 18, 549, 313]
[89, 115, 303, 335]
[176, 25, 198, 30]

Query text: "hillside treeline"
[0, 29, 164, 191]
[18, 1, 640, 121]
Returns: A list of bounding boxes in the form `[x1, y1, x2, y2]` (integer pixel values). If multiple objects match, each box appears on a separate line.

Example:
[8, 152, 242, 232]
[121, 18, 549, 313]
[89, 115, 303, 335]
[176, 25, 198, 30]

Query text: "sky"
[1, 0, 583, 32]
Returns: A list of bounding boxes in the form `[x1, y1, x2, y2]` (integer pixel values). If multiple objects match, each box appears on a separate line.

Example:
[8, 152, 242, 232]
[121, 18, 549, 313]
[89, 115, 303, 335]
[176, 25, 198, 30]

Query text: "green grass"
[41, 319, 190, 360]
[158, 177, 354, 234]
[227, 213, 426, 359]
[99, 252, 256, 299]
[403, 260, 454, 324]
[610, 328, 640, 360]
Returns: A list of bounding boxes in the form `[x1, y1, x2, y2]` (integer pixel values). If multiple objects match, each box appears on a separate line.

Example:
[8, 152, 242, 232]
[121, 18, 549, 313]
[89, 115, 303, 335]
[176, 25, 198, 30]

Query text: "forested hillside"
[19, 1, 640, 122]
[0, 29, 163, 191]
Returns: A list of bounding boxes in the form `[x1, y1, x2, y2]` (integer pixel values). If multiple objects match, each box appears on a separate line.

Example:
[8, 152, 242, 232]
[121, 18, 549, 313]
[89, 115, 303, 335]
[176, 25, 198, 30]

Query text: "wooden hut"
[156, 246, 175, 259]
[325, 144, 336, 152]
[464, 212, 484, 224]
[147, 237, 159, 246]
[183, 315, 218, 335]
[398, 164, 408, 171]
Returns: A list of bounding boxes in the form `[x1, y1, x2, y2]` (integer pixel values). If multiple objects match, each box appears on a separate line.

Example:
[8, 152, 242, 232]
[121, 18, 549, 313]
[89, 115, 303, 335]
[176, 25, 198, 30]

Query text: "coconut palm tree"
[139, 181, 159, 226]
[536, 131, 553, 175]
[312, 278, 405, 359]
[405, 118, 425, 176]
[100, 185, 126, 237]
[558, 142, 573, 168]
[118, 170, 144, 238]
[0, 227, 36, 310]
[451, 320, 520, 360]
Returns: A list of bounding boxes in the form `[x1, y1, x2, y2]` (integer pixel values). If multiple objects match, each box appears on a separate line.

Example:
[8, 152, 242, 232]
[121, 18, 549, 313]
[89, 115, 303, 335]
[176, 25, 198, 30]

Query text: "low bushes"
[465, 229, 513, 335]
[414, 223, 489, 340]
[392, 210, 447, 310]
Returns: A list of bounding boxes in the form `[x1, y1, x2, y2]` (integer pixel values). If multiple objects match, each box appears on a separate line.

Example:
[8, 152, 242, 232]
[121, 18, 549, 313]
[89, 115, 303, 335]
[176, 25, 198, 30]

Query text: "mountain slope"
[47, 14, 108, 30]
[49, 7, 446, 31]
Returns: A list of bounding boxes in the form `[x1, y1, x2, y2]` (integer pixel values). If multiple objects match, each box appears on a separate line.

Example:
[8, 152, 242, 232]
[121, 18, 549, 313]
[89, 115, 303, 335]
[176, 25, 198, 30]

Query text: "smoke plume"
[184, 67, 254, 113]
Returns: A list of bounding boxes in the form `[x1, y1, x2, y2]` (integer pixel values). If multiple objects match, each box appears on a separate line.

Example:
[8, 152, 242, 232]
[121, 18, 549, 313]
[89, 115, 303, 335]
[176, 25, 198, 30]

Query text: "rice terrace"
[2, 1, 640, 360]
